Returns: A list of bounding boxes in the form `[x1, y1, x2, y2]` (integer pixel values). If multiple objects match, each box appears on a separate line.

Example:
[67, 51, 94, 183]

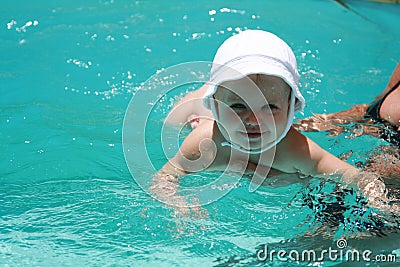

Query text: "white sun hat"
[203, 30, 305, 154]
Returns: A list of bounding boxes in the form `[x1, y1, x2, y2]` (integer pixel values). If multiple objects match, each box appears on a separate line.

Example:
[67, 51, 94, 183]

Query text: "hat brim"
[203, 55, 305, 113]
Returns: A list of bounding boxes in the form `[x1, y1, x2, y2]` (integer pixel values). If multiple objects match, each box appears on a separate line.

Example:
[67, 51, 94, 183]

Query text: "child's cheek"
[219, 109, 242, 127]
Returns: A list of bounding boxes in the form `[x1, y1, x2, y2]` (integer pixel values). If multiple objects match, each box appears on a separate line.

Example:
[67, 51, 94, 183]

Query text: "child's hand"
[357, 171, 400, 214]
[167, 196, 210, 236]
[149, 173, 210, 234]
[357, 172, 387, 201]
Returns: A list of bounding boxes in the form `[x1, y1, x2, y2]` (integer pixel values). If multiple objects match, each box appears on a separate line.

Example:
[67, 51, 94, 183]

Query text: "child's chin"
[237, 141, 262, 150]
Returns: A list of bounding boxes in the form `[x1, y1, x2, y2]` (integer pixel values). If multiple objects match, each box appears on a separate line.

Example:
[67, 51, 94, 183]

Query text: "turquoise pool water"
[1, 0, 400, 266]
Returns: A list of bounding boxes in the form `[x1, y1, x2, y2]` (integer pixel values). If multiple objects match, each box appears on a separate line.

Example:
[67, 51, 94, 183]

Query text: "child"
[152, 30, 386, 210]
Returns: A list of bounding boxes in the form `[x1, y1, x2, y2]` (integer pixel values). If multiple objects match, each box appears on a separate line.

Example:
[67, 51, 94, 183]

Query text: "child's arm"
[150, 122, 216, 208]
[150, 155, 211, 227]
[149, 160, 189, 215]
[297, 136, 359, 181]
[291, 132, 395, 211]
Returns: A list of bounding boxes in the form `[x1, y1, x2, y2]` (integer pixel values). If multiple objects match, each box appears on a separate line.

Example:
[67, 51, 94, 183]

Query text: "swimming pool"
[1, 0, 400, 266]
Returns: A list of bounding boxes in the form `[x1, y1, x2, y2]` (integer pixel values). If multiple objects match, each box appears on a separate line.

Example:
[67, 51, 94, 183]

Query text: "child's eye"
[230, 103, 247, 110]
[262, 104, 280, 113]
[269, 104, 279, 110]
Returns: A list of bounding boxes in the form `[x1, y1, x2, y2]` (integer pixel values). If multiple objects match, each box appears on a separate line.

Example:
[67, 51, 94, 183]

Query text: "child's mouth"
[246, 132, 262, 138]
[240, 130, 265, 139]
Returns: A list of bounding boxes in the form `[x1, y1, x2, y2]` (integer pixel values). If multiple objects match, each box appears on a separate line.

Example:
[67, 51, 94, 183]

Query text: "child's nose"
[245, 111, 259, 125]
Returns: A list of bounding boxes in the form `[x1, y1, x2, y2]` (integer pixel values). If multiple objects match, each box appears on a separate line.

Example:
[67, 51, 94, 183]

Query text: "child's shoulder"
[274, 128, 315, 171]
[280, 127, 309, 151]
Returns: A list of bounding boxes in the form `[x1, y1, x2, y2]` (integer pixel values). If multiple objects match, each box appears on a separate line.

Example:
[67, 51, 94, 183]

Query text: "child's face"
[214, 74, 291, 151]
